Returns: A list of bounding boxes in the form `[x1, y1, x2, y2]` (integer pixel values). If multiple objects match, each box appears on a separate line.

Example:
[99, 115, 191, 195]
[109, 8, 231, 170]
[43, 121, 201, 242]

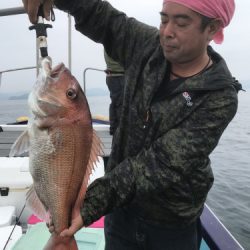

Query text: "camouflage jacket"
[55, 0, 242, 227]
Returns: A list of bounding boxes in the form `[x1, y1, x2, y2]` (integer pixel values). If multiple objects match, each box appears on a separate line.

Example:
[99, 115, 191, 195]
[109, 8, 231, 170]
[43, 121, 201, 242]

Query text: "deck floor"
[0, 126, 244, 250]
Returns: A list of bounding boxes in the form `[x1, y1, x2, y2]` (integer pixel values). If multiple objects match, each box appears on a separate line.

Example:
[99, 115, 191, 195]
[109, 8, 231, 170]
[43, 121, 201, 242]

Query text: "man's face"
[159, 2, 211, 64]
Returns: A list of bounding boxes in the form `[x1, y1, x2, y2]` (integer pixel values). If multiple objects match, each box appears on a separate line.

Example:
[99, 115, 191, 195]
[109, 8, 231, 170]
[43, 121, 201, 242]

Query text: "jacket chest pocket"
[150, 93, 200, 137]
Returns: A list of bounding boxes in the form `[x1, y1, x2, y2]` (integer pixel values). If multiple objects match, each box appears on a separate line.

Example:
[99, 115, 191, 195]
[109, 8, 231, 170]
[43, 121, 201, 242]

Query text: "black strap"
[105, 69, 124, 75]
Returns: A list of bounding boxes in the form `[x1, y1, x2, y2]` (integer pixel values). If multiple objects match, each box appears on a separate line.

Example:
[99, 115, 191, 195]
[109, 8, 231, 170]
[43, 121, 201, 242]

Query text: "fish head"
[29, 57, 91, 126]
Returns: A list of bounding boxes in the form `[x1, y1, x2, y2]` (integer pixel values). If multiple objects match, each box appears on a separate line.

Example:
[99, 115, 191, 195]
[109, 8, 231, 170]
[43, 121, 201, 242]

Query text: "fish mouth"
[50, 63, 65, 78]
[29, 60, 66, 118]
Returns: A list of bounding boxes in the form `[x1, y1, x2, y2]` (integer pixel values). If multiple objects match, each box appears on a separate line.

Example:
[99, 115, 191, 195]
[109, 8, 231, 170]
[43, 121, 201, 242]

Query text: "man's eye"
[161, 19, 168, 25]
[177, 23, 188, 27]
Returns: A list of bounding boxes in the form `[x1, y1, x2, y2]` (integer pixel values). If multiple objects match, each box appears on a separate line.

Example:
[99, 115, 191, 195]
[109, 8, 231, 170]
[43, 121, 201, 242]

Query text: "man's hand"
[22, 0, 53, 24]
[47, 212, 83, 236]
[60, 213, 84, 237]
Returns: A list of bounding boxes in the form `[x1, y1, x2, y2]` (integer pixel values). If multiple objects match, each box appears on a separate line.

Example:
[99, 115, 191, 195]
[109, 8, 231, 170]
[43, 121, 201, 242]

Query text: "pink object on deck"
[89, 217, 104, 228]
[28, 214, 43, 224]
[28, 214, 105, 228]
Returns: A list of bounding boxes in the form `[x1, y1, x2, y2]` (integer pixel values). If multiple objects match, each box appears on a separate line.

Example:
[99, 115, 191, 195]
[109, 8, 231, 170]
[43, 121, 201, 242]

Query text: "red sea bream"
[10, 57, 102, 250]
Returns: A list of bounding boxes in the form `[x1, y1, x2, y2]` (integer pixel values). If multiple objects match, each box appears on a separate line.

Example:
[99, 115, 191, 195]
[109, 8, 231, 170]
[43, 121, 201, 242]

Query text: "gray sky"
[0, 0, 249, 93]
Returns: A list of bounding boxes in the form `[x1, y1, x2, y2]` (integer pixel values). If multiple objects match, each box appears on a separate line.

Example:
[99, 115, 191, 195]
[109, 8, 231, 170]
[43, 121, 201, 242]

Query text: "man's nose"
[161, 22, 175, 38]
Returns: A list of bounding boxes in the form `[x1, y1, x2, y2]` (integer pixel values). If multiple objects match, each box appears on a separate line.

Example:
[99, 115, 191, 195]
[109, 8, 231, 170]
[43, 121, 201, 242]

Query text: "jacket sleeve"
[81, 89, 238, 226]
[54, 0, 158, 69]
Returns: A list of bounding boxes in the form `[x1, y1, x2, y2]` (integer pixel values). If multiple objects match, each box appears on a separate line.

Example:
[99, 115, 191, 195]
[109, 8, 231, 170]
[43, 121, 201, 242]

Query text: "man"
[104, 50, 125, 136]
[23, 0, 241, 249]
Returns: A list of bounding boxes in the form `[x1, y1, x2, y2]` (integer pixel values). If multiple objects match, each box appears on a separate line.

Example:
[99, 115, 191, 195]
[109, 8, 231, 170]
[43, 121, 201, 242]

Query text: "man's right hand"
[22, 0, 53, 24]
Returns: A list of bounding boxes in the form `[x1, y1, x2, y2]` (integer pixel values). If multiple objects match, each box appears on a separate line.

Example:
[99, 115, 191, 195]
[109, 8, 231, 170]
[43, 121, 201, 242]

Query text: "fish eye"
[66, 88, 77, 99]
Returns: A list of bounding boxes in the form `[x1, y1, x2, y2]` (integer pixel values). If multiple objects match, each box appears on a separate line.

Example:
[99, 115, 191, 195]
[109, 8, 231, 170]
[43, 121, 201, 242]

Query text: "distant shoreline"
[0, 82, 249, 101]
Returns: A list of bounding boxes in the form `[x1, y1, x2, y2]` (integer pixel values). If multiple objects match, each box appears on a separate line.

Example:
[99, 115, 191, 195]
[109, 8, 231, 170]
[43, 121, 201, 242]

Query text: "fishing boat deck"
[0, 124, 244, 250]
[0, 124, 112, 157]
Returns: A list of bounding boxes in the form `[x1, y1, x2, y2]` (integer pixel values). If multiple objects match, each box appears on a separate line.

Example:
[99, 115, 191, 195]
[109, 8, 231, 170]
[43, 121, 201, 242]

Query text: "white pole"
[68, 14, 72, 71]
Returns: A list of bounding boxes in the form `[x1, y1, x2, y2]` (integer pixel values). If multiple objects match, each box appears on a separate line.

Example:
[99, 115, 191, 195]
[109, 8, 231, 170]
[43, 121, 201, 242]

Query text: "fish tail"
[43, 233, 78, 250]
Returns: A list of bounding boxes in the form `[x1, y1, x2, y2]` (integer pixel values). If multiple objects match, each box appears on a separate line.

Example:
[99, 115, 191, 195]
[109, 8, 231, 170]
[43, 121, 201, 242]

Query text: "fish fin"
[9, 130, 30, 157]
[26, 185, 50, 223]
[74, 130, 103, 210]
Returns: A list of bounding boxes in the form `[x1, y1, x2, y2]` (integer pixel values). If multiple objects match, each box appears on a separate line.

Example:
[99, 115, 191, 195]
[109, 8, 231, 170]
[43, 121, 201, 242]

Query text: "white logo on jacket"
[182, 92, 193, 107]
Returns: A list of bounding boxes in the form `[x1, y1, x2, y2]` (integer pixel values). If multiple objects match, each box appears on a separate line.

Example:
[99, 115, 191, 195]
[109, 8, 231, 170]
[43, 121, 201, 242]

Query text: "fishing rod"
[3, 203, 26, 250]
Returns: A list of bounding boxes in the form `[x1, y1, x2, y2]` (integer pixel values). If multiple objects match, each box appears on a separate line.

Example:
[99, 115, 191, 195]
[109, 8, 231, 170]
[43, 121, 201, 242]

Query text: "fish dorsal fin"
[26, 185, 51, 223]
[9, 130, 30, 157]
[73, 129, 103, 213]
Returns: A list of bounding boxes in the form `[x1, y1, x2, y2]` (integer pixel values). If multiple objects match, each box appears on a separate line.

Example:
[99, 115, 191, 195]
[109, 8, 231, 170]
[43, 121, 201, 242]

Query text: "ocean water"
[206, 90, 250, 249]
[0, 95, 111, 125]
[0, 92, 249, 249]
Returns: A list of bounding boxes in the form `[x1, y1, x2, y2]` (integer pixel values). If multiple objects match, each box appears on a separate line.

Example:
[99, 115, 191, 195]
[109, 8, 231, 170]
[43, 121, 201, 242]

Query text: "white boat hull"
[0, 156, 105, 226]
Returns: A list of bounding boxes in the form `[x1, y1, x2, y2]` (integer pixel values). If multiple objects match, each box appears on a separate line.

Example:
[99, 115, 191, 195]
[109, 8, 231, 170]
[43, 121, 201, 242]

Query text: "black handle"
[28, 4, 54, 58]
[38, 4, 45, 18]
[29, 23, 52, 37]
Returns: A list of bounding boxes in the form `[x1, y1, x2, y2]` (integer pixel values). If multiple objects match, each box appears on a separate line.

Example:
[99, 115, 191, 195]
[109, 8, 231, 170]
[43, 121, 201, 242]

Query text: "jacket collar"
[141, 45, 242, 108]
[160, 46, 242, 94]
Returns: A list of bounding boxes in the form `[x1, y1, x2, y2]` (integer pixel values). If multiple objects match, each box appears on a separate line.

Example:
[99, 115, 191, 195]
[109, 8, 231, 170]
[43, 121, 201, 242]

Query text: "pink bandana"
[163, 0, 235, 44]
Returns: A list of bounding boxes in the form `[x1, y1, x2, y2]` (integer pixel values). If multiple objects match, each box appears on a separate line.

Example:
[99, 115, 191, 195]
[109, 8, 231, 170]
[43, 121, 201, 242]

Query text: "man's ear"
[207, 19, 222, 41]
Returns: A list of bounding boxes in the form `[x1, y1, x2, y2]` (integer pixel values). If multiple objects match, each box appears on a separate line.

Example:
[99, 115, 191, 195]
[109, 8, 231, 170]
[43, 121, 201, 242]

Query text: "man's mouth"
[163, 44, 177, 52]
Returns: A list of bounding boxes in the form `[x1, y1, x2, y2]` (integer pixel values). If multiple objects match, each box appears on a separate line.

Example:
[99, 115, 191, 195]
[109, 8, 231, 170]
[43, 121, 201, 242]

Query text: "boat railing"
[0, 7, 25, 17]
[0, 6, 72, 72]
[83, 67, 106, 94]
[0, 67, 36, 88]
[0, 6, 105, 94]
[201, 204, 244, 250]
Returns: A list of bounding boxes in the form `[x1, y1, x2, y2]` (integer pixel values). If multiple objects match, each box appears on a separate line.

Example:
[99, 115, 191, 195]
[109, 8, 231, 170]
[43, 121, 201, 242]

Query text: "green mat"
[12, 223, 105, 250]
[13, 222, 210, 250]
